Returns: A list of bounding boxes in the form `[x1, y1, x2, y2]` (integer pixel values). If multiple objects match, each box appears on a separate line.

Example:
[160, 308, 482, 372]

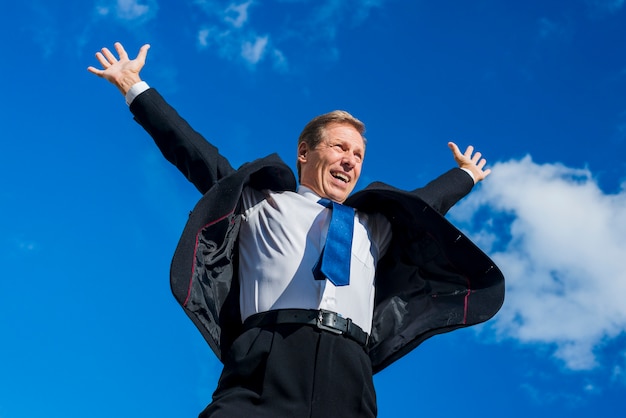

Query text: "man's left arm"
[412, 142, 491, 215]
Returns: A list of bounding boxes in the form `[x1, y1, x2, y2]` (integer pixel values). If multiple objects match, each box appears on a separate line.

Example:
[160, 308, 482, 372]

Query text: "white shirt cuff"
[125, 81, 150, 106]
[460, 167, 476, 183]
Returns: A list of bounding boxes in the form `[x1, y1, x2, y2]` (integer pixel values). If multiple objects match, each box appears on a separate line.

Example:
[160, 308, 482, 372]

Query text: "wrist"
[114, 73, 142, 96]
[460, 167, 476, 184]
[125, 81, 150, 106]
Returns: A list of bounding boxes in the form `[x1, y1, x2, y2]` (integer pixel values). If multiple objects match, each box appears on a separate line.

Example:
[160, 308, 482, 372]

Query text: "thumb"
[447, 141, 462, 159]
[137, 44, 151, 63]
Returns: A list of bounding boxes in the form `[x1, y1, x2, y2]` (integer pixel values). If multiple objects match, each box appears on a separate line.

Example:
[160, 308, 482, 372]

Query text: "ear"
[297, 141, 309, 164]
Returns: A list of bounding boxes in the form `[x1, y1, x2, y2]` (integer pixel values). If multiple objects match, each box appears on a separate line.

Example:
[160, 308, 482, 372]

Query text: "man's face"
[298, 123, 365, 203]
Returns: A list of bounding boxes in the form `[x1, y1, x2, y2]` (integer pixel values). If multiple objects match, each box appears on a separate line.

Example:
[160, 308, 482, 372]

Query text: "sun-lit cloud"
[520, 380, 590, 407]
[611, 356, 626, 384]
[271, 48, 289, 72]
[241, 35, 268, 64]
[194, 1, 282, 67]
[197, 26, 221, 48]
[224, 0, 252, 28]
[308, 0, 384, 41]
[95, 0, 158, 22]
[192, 0, 386, 70]
[450, 156, 626, 371]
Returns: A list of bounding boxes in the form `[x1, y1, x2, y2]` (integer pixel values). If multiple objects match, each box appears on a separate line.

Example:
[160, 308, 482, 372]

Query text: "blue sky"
[1, 0, 626, 417]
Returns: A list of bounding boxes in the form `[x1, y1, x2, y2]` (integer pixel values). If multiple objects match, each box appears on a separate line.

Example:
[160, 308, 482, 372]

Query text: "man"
[89, 43, 504, 417]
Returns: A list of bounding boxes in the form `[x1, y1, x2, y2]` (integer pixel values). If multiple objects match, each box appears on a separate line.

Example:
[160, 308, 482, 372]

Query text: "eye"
[330, 143, 344, 153]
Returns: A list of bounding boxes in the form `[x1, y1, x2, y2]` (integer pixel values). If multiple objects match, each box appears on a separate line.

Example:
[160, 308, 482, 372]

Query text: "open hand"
[87, 42, 150, 96]
[448, 142, 492, 183]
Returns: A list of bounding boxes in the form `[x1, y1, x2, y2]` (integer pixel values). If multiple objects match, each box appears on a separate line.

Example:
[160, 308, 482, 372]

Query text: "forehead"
[322, 123, 366, 149]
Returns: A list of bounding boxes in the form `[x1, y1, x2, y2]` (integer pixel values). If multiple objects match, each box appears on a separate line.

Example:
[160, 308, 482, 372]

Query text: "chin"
[330, 192, 350, 203]
[323, 184, 352, 202]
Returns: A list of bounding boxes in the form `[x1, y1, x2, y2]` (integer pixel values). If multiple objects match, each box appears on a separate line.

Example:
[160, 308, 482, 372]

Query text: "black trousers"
[199, 323, 377, 418]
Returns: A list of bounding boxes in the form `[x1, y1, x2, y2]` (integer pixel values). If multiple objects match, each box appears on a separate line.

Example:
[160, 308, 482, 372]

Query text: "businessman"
[89, 42, 504, 417]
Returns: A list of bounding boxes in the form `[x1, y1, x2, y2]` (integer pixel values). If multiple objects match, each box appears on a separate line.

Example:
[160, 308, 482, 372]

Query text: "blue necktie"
[312, 199, 354, 286]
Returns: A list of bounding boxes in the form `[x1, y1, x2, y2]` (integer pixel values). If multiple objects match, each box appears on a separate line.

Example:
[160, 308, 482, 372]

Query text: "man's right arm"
[88, 42, 235, 194]
[129, 86, 235, 193]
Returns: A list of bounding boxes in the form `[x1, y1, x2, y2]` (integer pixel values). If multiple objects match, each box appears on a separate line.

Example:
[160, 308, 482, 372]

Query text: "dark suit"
[130, 88, 504, 408]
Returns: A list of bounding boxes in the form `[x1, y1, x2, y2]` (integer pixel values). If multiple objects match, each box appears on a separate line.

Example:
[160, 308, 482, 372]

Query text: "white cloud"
[198, 28, 210, 47]
[272, 49, 289, 72]
[612, 356, 626, 384]
[225, 1, 252, 28]
[308, 0, 385, 41]
[117, 0, 150, 19]
[195, 2, 283, 68]
[520, 381, 587, 406]
[96, 0, 158, 22]
[197, 26, 225, 50]
[241, 35, 268, 64]
[193, 0, 385, 70]
[450, 156, 626, 371]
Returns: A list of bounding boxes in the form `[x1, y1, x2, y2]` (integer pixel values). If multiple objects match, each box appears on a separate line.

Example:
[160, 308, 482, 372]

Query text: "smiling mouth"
[331, 171, 350, 183]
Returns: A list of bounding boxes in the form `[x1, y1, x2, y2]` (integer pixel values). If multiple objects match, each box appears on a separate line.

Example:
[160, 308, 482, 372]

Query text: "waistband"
[242, 309, 369, 347]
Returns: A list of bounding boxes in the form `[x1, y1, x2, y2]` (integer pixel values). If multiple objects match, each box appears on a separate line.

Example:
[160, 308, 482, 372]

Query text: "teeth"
[333, 172, 349, 183]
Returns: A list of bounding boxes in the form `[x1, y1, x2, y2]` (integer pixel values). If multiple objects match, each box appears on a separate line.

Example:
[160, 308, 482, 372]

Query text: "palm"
[447, 141, 491, 183]
[87, 42, 150, 95]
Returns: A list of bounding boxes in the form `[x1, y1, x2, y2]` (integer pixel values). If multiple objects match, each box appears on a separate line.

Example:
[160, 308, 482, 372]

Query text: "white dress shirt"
[238, 186, 392, 333]
[125, 81, 150, 105]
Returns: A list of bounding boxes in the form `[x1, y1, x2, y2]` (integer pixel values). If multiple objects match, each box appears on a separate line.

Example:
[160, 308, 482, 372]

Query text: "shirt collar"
[297, 185, 325, 203]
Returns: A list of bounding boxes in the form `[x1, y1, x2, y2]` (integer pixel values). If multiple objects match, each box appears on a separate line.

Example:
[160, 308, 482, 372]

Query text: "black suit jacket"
[130, 88, 505, 374]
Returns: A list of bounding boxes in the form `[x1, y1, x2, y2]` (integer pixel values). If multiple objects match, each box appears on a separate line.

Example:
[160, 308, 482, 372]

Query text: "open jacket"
[130, 88, 505, 374]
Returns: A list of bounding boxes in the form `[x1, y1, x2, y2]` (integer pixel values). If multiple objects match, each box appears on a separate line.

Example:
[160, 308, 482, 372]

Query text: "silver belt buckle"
[317, 310, 343, 335]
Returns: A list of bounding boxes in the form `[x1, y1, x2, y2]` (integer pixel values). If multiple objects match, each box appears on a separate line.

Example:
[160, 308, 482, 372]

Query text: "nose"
[342, 151, 357, 169]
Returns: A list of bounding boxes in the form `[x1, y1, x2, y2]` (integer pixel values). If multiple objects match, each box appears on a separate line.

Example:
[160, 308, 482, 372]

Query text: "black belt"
[243, 309, 369, 347]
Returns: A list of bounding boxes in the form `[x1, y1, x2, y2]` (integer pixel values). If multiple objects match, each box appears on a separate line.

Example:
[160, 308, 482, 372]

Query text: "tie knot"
[317, 199, 353, 213]
[317, 198, 332, 208]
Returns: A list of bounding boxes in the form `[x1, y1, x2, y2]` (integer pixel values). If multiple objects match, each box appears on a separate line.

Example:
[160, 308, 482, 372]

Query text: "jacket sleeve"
[410, 168, 474, 215]
[129, 88, 235, 194]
